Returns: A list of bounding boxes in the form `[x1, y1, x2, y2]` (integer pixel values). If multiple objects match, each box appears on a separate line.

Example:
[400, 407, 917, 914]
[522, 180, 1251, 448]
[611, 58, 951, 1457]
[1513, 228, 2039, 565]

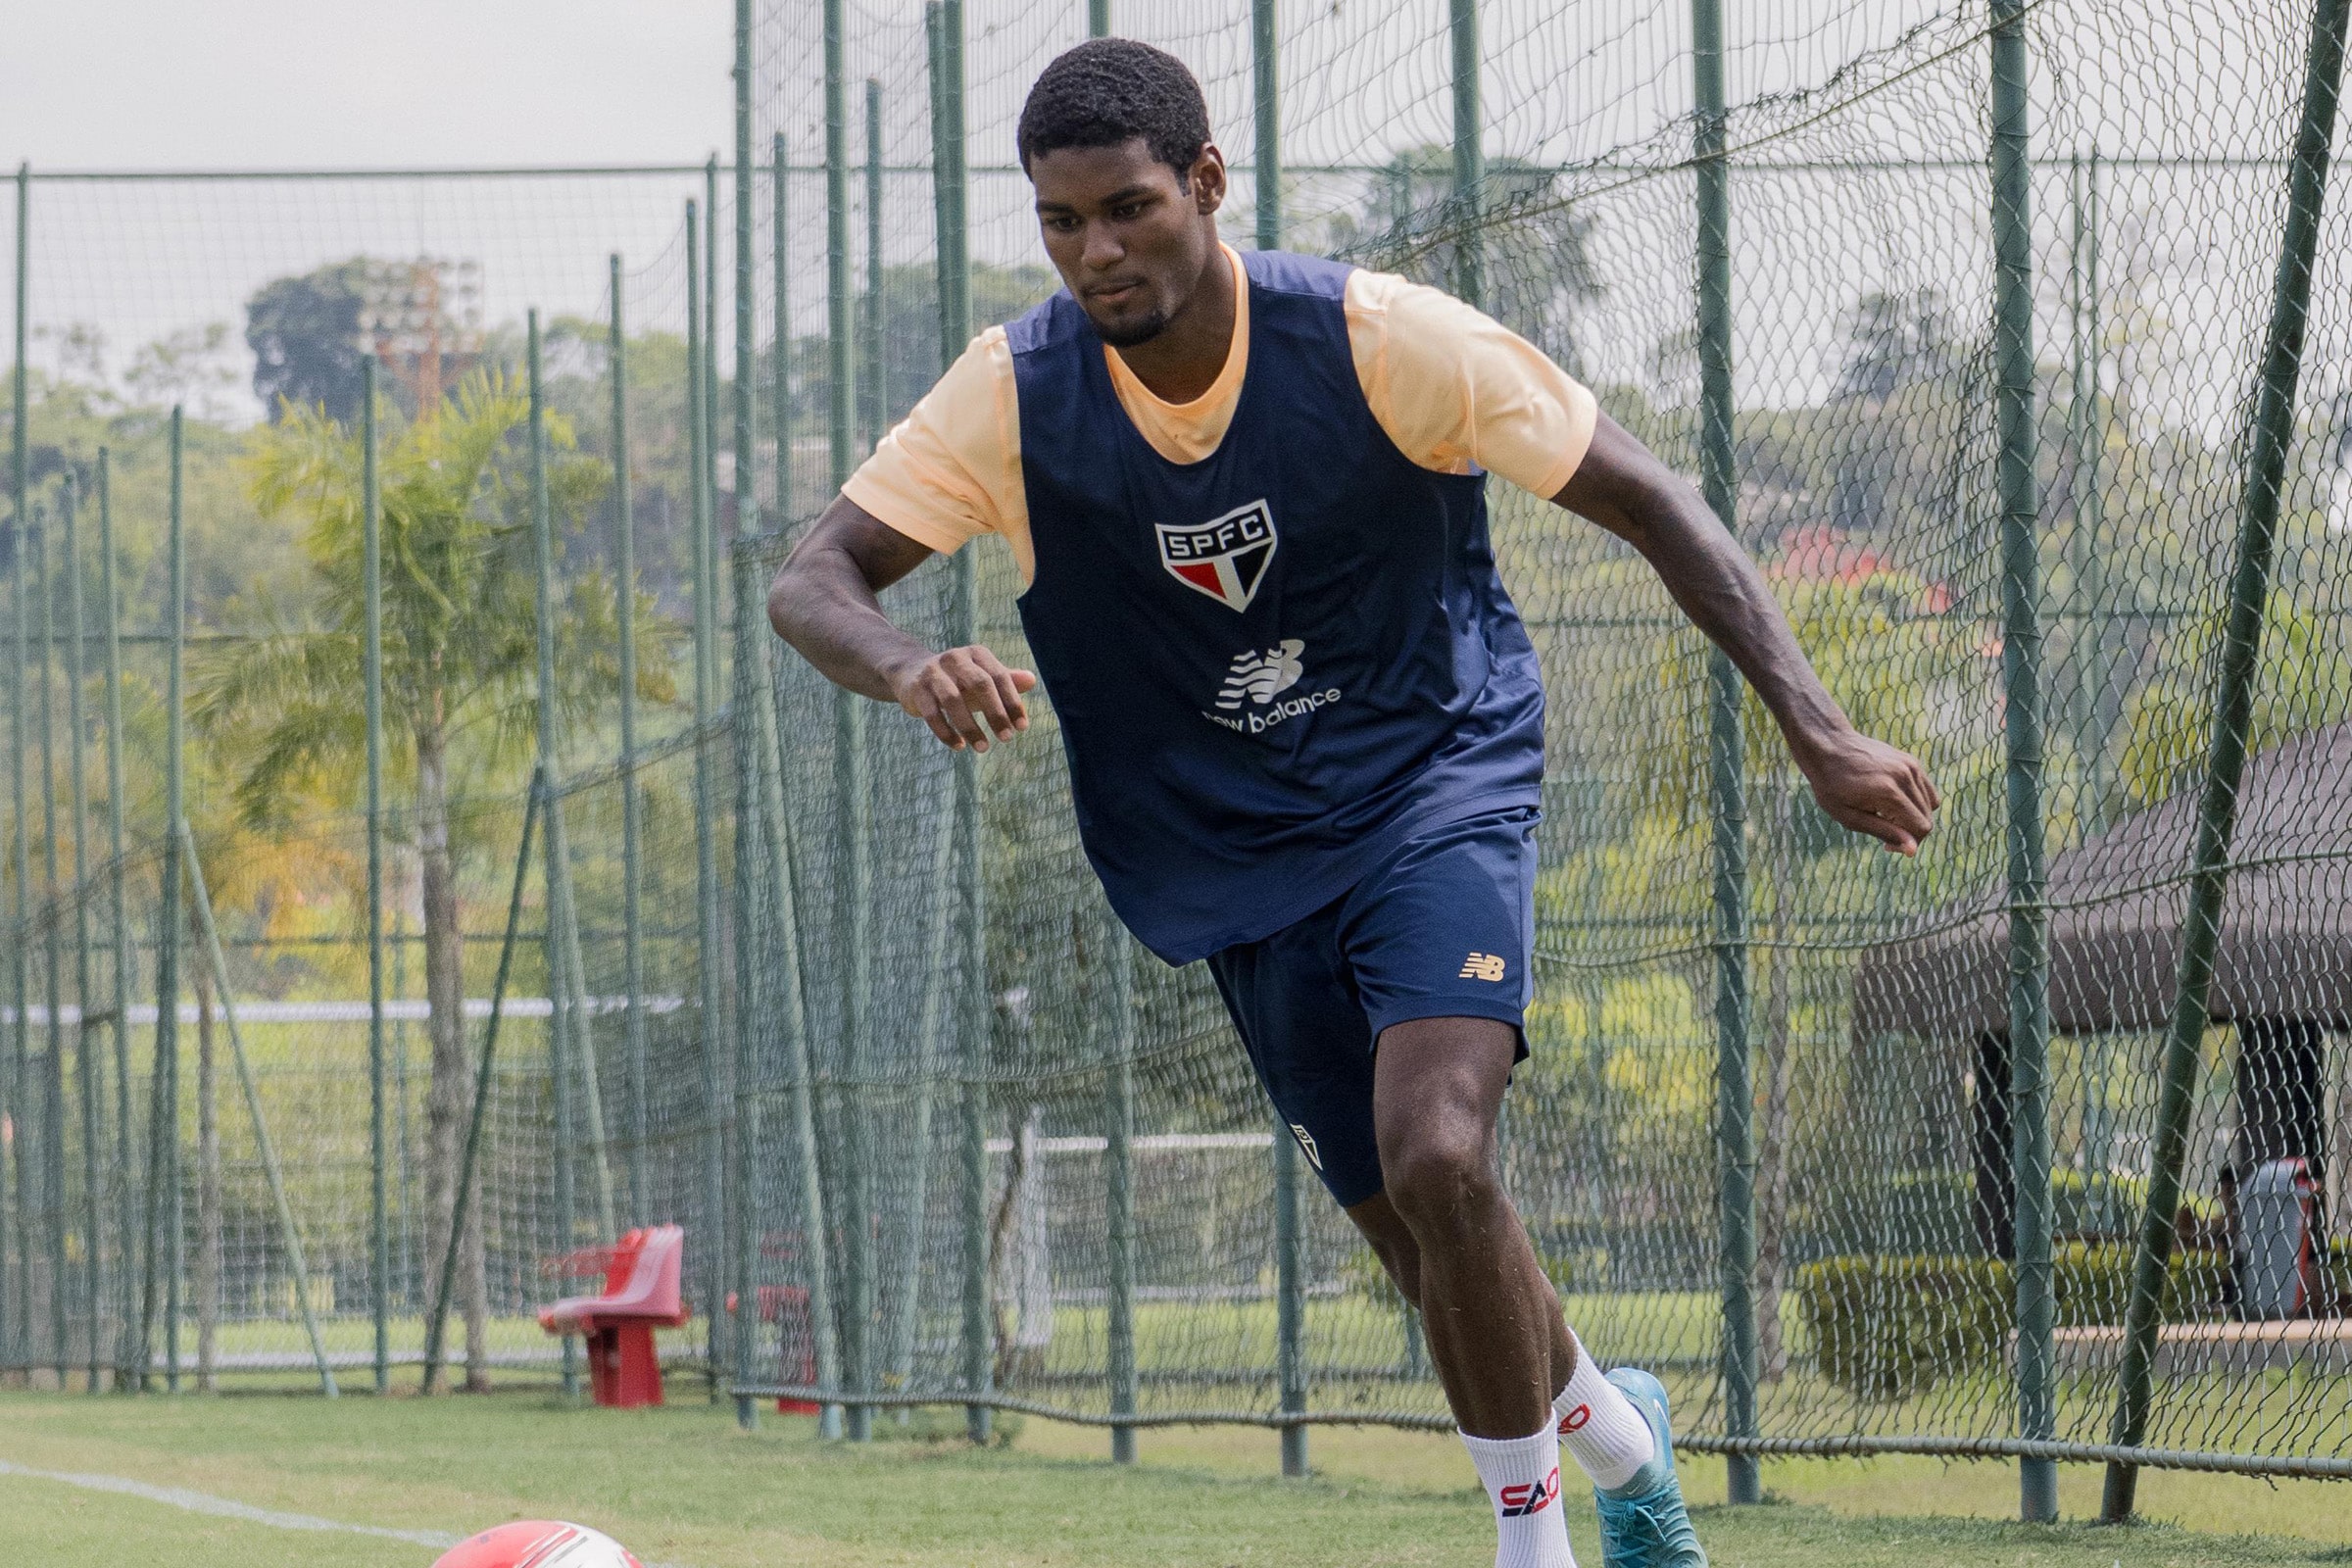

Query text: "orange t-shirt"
[842, 245, 1597, 585]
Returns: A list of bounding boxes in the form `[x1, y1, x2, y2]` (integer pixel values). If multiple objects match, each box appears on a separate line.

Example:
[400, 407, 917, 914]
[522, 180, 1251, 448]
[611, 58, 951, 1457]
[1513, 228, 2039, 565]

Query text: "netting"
[2, 0, 2349, 1491]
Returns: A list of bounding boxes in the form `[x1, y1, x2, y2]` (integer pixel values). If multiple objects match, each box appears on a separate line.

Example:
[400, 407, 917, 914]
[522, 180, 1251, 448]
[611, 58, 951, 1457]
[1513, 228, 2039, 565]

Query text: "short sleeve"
[1345, 270, 1597, 501]
[841, 324, 1024, 558]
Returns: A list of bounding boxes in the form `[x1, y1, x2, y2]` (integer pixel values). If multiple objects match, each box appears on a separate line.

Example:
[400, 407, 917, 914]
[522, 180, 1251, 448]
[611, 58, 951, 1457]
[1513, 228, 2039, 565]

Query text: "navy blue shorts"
[1204, 805, 1539, 1209]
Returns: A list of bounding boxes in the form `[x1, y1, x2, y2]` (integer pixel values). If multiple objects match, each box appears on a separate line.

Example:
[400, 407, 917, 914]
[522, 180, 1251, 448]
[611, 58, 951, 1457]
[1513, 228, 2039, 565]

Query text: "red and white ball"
[432, 1521, 644, 1568]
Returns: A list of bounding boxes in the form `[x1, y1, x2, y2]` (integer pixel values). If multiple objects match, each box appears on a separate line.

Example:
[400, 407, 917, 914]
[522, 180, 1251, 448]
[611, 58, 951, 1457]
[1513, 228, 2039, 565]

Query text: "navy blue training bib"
[1010, 249, 1545, 963]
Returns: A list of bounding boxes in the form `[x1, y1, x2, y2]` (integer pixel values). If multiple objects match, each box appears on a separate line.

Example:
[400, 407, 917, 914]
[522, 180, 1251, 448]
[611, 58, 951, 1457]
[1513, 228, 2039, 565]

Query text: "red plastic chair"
[537, 1225, 690, 1407]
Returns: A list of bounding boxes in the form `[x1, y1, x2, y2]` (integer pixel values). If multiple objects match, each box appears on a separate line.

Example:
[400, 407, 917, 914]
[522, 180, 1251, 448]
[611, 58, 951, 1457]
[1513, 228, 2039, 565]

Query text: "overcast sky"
[0, 0, 731, 169]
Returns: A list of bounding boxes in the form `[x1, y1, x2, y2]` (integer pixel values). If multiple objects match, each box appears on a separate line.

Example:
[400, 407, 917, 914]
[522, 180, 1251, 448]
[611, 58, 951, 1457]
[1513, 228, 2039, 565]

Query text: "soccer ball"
[431, 1521, 644, 1568]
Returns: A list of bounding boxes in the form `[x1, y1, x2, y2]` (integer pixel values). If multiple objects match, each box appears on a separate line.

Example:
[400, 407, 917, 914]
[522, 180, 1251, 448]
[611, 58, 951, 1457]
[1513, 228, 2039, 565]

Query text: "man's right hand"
[889, 644, 1038, 753]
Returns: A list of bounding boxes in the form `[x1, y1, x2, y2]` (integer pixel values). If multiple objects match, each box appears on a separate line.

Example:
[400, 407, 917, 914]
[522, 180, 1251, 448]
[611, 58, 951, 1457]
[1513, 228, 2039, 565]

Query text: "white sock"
[1552, 1334, 1657, 1494]
[1459, 1422, 1575, 1568]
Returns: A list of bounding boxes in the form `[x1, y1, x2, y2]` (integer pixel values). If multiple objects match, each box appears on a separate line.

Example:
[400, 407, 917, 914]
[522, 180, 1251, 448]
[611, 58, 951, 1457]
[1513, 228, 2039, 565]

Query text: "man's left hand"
[1794, 730, 1940, 857]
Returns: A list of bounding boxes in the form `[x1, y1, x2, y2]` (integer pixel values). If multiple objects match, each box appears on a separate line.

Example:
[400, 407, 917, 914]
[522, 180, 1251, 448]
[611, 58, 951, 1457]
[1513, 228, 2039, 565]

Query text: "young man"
[769, 39, 1937, 1568]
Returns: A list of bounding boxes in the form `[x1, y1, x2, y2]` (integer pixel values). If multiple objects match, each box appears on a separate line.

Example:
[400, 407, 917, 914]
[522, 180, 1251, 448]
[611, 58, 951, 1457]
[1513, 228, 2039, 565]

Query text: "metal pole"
[1089, 0, 1109, 38]
[1987, 0, 2055, 1524]
[1252, 0, 1308, 1478]
[5, 160, 24, 1374]
[527, 312, 615, 1248]
[686, 198, 729, 1399]
[62, 474, 99, 1394]
[2102, 0, 2348, 1522]
[1449, 0, 1484, 308]
[361, 358, 389, 1395]
[834, 667, 874, 1446]
[707, 157, 720, 540]
[739, 555, 840, 1439]
[1691, 0, 1759, 1507]
[420, 780, 538, 1396]
[610, 258, 649, 1230]
[179, 822, 336, 1397]
[97, 450, 133, 1389]
[726, 552, 763, 1435]
[773, 134, 793, 525]
[140, 410, 184, 1393]
[825, 0, 854, 490]
[924, 2, 989, 1448]
[34, 501, 68, 1386]
[863, 79, 886, 454]
[1104, 927, 1137, 1465]
[735, 0, 756, 541]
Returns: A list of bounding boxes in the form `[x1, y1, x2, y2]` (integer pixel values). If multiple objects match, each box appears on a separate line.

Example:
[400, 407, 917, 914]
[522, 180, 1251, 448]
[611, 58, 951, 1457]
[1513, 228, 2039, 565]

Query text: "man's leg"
[1363, 1014, 1562, 1436]
[1345, 1188, 1575, 1404]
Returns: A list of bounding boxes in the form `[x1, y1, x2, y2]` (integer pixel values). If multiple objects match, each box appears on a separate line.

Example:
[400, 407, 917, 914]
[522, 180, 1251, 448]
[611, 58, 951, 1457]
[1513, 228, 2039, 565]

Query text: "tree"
[246, 261, 372, 424]
[195, 371, 665, 1385]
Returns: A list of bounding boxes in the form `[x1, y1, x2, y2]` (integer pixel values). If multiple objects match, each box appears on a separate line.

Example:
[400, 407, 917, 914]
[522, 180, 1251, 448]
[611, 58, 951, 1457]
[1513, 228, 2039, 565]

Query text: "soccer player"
[768, 39, 1938, 1568]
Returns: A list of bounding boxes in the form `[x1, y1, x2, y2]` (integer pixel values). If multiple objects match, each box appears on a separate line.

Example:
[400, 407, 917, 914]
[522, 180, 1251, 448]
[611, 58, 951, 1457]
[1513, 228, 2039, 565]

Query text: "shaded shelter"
[1853, 723, 2352, 1258]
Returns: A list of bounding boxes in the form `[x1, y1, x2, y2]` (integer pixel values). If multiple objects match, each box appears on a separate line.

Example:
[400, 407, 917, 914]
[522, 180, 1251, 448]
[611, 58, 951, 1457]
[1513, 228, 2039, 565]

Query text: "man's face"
[1031, 138, 1225, 349]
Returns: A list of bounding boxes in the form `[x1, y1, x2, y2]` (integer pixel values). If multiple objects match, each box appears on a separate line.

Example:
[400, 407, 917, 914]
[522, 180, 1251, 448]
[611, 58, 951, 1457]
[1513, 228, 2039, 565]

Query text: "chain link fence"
[2, 0, 2349, 1504]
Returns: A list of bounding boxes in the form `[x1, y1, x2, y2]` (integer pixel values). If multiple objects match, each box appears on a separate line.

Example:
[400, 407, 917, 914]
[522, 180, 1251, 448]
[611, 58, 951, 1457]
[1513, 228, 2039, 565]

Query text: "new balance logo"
[1459, 953, 1507, 982]
[1288, 1123, 1323, 1172]
[1215, 639, 1306, 710]
[1497, 1467, 1560, 1518]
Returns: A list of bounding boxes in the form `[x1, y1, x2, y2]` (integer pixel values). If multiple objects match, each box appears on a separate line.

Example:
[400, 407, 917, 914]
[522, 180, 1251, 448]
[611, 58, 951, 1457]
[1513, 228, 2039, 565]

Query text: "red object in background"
[431, 1520, 642, 1568]
[536, 1225, 689, 1408]
[758, 1284, 820, 1415]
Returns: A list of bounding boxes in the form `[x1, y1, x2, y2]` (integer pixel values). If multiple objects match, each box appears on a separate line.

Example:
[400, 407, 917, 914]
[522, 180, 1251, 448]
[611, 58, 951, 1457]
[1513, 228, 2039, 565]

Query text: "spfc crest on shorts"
[1155, 499, 1276, 612]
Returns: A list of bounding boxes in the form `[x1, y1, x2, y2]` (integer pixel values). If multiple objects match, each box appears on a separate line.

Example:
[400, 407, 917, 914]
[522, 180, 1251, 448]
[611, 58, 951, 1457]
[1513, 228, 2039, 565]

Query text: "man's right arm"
[766, 493, 1036, 753]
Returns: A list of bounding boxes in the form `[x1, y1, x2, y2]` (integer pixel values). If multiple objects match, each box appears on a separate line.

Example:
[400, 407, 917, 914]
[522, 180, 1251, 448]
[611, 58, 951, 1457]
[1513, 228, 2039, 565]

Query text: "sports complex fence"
[4, 0, 2352, 1523]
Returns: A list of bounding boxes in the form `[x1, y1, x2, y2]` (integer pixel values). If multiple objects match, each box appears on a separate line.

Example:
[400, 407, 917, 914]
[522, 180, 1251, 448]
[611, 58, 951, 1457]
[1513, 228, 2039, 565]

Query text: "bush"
[1798, 1255, 2009, 1401]
[1797, 1245, 2235, 1400]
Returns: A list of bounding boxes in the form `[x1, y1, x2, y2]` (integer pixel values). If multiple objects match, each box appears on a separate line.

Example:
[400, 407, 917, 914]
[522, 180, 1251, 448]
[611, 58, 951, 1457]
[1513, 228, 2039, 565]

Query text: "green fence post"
[158, 408, 185, 1392]
[1251, 0, 1308, 1480]
[61, 471, 99, 1395]
[826, 0, 854, 489]
[6, 158, 24, 1376]
[2065, 152, 2111, 828]
[1449, 0, 1483, 308]
[773, 135, 793, 524]
[863, 79, 885, 454]
[1987, 0, 2056, 1525]
[1089, 0, 1109, 39]
[686, 197, 731, 1402]
[1690, 0, 1759, 1505]
[707, 156, 720, 537]
[2100, 0, 2349, 1523]
[97, 449, 133, 1389]
[834, 667, 875, 1446]
[359, 358, 390, 1396]
[527, 312, 579, 1401]
[35, 496, 68, 1386]
[611, 256, 650, 1231]
[925, 0, 990, 1448]
[726, 549, 761, 1435]
[421, 781, 539, 1396]
[1104, 925, 1137, 1464]
[735, 0, 757, 537]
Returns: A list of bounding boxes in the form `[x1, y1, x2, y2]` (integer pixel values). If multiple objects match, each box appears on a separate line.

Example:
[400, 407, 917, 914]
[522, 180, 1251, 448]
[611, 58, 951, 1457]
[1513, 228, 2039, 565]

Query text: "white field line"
[2, 996, 685, 1025]
[0, 1455, 460, 1549]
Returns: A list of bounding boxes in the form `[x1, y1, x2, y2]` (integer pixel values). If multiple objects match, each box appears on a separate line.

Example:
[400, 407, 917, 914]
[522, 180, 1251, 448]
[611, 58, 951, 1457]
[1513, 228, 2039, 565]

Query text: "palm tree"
[197, 370, 662, 1386]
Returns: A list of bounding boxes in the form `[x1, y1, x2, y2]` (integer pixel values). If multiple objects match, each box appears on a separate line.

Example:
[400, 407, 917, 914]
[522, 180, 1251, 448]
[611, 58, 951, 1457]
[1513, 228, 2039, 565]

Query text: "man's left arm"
[1551, 410, 1940, 855]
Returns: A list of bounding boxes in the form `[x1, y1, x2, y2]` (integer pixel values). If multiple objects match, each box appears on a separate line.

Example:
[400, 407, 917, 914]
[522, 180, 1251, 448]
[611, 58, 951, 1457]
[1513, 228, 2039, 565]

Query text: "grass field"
[3, 1390, 2349, 1567]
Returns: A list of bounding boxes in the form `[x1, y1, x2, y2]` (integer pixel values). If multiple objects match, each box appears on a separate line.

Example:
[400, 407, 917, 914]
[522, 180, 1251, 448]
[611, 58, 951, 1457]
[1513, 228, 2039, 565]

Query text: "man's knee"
[1380, 1119, 1498, 1236]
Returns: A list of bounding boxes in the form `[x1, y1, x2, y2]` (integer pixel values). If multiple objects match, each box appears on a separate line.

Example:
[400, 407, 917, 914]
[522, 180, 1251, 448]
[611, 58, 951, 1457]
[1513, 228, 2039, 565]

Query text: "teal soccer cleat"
[1592, 1367, 1706, 1568]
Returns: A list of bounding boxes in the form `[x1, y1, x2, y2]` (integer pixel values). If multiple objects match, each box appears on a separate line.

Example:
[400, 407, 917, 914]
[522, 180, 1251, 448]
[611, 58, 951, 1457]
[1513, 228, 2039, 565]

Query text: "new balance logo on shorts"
[1496, 1466, 1560, 1518]
[1459, 952, 1507, 982]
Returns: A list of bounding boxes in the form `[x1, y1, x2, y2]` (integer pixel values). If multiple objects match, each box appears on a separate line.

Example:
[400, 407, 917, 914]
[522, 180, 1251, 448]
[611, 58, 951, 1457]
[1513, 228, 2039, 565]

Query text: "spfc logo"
[1156, 499, 1276, 612]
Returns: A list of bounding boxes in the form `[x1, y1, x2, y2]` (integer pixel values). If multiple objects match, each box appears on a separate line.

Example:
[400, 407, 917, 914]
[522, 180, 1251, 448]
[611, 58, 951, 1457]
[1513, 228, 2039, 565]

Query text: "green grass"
[4, 1390, 2349, 1567]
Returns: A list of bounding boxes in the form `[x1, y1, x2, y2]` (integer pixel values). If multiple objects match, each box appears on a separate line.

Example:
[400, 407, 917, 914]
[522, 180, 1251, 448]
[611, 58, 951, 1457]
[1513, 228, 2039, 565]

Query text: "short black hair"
[1017, 39, 1210, 185]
